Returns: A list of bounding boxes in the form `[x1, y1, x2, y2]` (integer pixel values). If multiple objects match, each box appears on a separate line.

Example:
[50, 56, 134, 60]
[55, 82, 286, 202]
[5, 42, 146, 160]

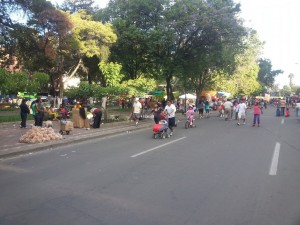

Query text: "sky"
[51, 0, 300, 87]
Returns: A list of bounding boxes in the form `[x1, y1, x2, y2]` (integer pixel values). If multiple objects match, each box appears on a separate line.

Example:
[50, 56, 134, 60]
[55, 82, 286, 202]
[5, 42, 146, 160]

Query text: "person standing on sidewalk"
[30, 100, 37, 126]
[223, 99, 233, 121]
[20, 98, 30, 128]
[132, 98, 142, 126]
[164, 100, 176, 136]
[237, 98, 247, 125]
[252, 101, 261, 127]
[36, 98, 46, 127]
[91, 108, 102, 128]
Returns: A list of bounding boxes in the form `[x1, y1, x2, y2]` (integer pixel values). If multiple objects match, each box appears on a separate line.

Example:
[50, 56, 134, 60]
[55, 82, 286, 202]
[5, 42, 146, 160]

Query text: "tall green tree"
[99, 0, 247, 100]
[213, 31, 263, 97]
[258, 58, 283, 89]
[60, 0, 97, 14]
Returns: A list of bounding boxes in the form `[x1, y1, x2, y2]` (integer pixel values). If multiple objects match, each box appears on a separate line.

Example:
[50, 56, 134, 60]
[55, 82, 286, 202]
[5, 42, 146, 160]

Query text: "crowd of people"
[17, 94, 300, 136]
[131, 96, 300, 136]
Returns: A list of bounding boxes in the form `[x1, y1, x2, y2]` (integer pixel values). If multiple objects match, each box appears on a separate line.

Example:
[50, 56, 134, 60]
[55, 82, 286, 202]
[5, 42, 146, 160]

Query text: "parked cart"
[59, 120, 73, 135]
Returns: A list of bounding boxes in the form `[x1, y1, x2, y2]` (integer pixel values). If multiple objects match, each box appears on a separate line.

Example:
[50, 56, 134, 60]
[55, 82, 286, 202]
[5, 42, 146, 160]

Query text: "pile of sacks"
[19, 127, 62, 144]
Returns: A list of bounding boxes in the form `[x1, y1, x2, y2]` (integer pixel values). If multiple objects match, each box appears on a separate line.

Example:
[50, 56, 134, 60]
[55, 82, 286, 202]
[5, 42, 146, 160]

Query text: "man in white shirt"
[164, 100, 176, 135]
[223, 99, 233, 121]
[132, 98, 142, 126]
[296, 100, 300, 117]
[236, 99, 247, 125]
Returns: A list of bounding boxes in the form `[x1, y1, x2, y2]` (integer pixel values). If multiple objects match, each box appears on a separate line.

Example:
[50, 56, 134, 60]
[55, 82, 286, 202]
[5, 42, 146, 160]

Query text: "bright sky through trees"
[239, 0, 300, 87]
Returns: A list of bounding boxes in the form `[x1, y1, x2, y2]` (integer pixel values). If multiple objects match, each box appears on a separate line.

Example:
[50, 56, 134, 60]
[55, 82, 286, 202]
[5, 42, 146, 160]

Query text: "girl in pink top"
[186, 105, 194, 125]
[252, 102, 261, 127]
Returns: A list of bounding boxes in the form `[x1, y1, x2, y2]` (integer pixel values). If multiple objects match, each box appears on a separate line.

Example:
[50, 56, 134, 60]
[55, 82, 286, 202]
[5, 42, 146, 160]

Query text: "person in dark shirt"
[36, 98, 46, 127]
[91, 108, 102, 128]
[152, 104, 162, 124]
[20, 98, 30, 128]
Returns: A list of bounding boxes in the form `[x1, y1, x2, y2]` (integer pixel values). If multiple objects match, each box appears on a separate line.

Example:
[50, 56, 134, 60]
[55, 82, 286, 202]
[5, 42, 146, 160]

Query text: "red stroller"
[152, 113, 170, 139]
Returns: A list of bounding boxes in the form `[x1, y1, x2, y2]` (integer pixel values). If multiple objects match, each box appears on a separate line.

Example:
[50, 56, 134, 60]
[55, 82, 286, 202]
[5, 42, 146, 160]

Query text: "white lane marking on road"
[281, 119, 284, 124]
[131, 137, 187, 158]
[269, 142, 281, 176]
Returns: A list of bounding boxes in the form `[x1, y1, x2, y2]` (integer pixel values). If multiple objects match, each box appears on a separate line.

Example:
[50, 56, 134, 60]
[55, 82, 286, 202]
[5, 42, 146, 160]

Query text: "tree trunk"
[102, 96, 107, 121]
[166, 74, 174, 101]
[59, 74, 64, 99]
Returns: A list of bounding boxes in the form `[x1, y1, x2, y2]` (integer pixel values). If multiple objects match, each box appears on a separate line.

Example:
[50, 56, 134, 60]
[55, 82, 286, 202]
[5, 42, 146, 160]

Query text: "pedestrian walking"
[164, 100, 176, 136]
[204, 100, 210, 118]
[132, 98, 142, 126]
[198, 99, 205, 118]
[252, 102, 261, 127]
[280, 98, 286, 116]
[285, 107, 290, 117]
[237, 99, 247, 125]
[233, 100, 239, 120]
[20, 98, 30, 128]
[152, 104, 162, 124]
[223, 99, 233, 121]
[295, 100, 300, 117]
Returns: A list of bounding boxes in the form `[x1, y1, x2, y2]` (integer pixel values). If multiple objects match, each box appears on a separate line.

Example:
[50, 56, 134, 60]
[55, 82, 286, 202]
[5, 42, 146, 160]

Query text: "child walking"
[252, 102, 261, 127]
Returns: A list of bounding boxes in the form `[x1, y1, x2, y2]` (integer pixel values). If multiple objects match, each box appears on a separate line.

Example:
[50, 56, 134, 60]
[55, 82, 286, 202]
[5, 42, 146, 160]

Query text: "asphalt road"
[1, 107, 300, 225]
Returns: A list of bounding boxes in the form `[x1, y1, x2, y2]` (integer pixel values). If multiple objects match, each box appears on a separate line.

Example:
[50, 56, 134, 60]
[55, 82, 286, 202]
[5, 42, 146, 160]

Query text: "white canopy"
[179, 93, 197, 99]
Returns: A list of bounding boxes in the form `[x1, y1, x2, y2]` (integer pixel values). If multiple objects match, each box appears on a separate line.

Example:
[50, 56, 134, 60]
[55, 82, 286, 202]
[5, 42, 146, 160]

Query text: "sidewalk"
[0, 113, 189, 159]
[0, 118, 154, 159]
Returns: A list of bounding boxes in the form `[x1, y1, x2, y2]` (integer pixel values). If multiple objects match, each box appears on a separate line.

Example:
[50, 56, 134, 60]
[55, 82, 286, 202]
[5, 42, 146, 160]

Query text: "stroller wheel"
[161, 133, 166, 139]
[185, 121, 189, 129]
[153, 133, 157, 139]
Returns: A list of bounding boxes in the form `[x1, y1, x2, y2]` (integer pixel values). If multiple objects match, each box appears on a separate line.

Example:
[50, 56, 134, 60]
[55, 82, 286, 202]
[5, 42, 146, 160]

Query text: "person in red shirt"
[252, 102, 262, 127]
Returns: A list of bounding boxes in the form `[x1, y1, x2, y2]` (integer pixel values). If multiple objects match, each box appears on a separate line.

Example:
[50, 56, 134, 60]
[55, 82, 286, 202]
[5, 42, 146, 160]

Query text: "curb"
[0, 122, 153, 159]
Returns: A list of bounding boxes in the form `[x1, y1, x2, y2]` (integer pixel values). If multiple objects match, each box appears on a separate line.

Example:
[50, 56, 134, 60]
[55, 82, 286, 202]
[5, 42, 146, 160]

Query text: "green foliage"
[99, 0, 248, 100]
[291, 85, 300, 95]
[258, 59, 283, 88]
[69, 11, 117, 60]
[120, 77, 156, 96]
[99, 62, 124, 87]
[213, 31, 263, 97]
[281, 85, 292, 97]
[28, 72, 50, 93]
[0, 68, 11, 94]
[7, 71, 29, 94]
[0, 69, 50, 95]
[65, 81, 129, 99]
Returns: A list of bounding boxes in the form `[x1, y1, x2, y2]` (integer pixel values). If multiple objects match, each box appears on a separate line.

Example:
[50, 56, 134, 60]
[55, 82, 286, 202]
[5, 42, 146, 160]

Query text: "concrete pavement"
[0, 113, 190, 159]
[0, 118, 155, 159]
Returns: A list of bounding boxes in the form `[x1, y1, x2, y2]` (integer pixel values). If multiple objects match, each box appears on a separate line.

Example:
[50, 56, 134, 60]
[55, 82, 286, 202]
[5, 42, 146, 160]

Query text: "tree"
[291, 86, 300, 96]
[99, 62, 124, 87]
[0, 68, 11, 94]
[288, 73, 295, 87]
[258, 59, 283, 88]
[64, 10, 117, 85]
[99, 0, 248, 100]
[281, 85, 291, 97]
[0, 0, 54, 70]
[213, 31, 263, 97]
[0, 68, 49, 94]
[60, 0, 97, 14]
